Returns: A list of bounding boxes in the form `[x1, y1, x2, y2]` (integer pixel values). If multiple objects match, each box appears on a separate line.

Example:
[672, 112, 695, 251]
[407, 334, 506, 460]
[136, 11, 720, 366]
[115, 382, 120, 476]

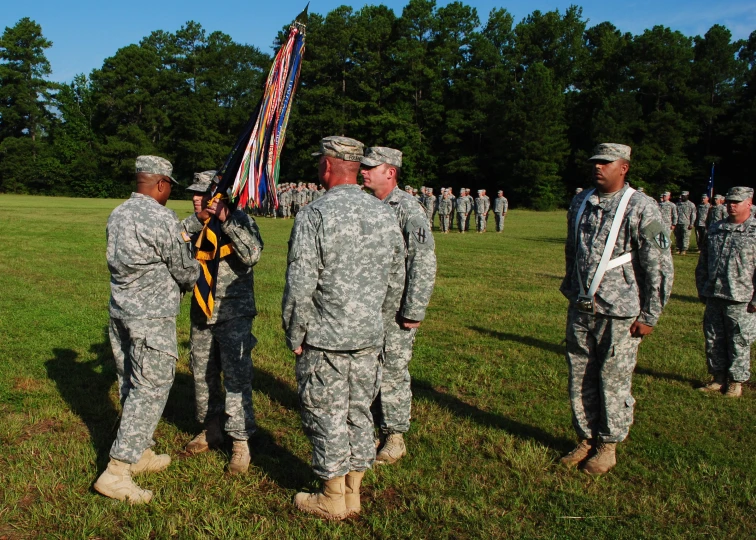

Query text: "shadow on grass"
[255, 368, 299, 411]
[45, 344, 118, 471]
[412, 377, 573, 452]
[634, 366, 699, 387]
[250, 428, 312, 490]
[522, 236, 566, 244]
[467, 326, 564, 355]
[670, 293, 703, 304]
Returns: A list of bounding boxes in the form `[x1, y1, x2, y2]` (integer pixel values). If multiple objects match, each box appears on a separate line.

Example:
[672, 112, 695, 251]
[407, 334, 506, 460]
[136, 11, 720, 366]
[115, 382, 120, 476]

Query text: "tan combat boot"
[582, 442, 617, 476]
[131, 448, 171, 475]
[294, 476, 348, 520]
[724, 382, 742, 398]
[228, 440, 251, 474]
[559, 439, 593, 468]
[94, 459, 153, 504]
[185, 417, 223, 454]
[344, 470, 365, 516]
[699, 373, 727, 393]
[375, 433, 407, 465]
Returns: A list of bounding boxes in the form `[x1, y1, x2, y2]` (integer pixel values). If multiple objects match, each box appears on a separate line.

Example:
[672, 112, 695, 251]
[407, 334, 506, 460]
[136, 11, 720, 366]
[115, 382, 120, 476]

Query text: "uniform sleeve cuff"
[400, 307, 426, 322]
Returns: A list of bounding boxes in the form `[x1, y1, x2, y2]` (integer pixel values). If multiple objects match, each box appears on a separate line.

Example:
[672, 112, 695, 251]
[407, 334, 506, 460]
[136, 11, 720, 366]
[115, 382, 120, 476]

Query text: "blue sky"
[5, 0, 755, 82]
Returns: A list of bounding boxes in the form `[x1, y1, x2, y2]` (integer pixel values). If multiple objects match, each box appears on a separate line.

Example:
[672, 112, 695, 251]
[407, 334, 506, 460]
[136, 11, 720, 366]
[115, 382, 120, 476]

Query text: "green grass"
[1, 194, 754, 539]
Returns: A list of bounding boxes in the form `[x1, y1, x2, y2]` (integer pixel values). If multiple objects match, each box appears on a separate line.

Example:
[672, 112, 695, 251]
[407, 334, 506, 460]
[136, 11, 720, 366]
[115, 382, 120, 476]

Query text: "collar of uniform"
[721, 215, 755, 231]
[384, 186, 404, 204]
[328, 183, 362, 193]
[587, 184, 631, 210]
[130, 192, 160, 204]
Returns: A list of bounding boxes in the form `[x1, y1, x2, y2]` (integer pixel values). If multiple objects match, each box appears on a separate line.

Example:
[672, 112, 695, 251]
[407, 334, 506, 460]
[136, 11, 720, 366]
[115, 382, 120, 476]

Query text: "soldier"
[280, 185, 292, 218]
[695, 194, 711, 250]
[493, 190, 508, 233]
[360, 147, 437, 466]
[456, 188, 471, 233]
[94, 156, 200, 503]
[575, 187, 583, 195]
[448, 188, 456, 230]
[283, 136, 405, 520]
[707, 194, 727, 228]
[464, 189, 474, 231]
[423, 188, 437, 229]
[438, 189, 453, 233]
[475, 189, 490, 233]
[560, 143, 673, 475]
[675, 191, 697, 255]
[696, 187, 756, 398]
[182, 171, 264, 473]
[658, 192, 678, 241]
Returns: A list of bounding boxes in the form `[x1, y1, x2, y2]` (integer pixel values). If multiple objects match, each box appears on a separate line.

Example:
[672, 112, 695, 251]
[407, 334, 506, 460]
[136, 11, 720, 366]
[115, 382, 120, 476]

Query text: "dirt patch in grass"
[12, 377, 46, 393]
[16, 418, 65, 444]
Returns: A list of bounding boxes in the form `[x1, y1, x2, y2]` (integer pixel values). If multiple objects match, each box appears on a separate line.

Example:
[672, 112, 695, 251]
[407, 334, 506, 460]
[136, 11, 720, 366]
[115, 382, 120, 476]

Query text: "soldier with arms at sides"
[560, 143, 673, 475]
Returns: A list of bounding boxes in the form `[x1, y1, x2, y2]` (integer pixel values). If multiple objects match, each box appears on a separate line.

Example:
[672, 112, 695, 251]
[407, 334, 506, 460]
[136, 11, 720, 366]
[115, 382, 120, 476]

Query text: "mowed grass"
[0, 193, 754, 539]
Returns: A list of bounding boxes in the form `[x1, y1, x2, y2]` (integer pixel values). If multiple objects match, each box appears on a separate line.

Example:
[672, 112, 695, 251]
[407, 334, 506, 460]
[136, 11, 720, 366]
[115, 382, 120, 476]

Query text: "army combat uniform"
[183, 200, 264, 446]
[696, 187, 756, 392]
[475, 192, 490, 232]
[561, 144, 673, 474]
[493, 194, 508, 232]
[282, 139, 405, 485]
[695, 198, 711, 250]
[675, 195, 697, 253]
[456, 190, 472, 233]
[438, 194, 453, 233]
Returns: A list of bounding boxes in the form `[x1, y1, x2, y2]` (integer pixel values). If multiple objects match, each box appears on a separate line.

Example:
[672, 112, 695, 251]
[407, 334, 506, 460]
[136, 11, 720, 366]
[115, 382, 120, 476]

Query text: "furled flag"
[193, 5, 308, 320]
[706, 163, 715, 199]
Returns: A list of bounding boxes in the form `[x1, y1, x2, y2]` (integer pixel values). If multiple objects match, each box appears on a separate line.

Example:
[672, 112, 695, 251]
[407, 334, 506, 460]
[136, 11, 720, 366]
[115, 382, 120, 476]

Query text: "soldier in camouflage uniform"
[181, 171, 264, 473]
[361, 147, 437, 466]
[696, 187, 756, 398]
[438, 189, 453, 233]
[560, 144, 673, 475]
[456, 188, 471, 233]
[423, 188, 437, 230]
[283, 136, 406, 520]
[475, 189, 490, 233]
[493, 190, 508, 232]
[95, 156, 200, 504]
[280, 185, 292, 218]
[706, 194, 726, 228]
[675, 191, 697, 255]
[695, 194, 711, 251]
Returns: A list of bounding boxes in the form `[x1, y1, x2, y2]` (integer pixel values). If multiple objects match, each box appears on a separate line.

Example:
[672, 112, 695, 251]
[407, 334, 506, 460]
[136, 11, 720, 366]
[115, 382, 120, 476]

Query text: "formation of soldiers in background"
[258, 182, 510, 234]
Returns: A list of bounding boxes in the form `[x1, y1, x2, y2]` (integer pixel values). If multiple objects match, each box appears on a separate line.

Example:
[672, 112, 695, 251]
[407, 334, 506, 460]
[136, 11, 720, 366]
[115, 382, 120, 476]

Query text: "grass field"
[1, 193, 754, 539]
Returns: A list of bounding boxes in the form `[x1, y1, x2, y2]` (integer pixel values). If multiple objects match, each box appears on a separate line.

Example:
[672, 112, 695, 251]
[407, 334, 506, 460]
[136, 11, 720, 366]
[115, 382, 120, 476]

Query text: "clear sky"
[5, 0, 755, 82]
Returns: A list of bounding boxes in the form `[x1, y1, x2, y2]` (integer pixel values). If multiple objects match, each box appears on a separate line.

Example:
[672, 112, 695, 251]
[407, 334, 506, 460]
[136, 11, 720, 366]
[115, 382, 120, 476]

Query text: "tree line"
[1, 1, 754, 208]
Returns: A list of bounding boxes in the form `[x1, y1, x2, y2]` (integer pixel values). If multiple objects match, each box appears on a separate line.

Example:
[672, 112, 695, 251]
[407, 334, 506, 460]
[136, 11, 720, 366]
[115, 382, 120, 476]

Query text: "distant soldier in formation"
[675, 191, 697, 255]
[438, 189, 453, 233]
[280, 185, 292, 218]
[360, 146, 437, 466]
[448, 188, 456, 230]
[456, 188, 471, 233]
[696, 187, 756, 398]
[695, 194, 711, 250]
[95, 156, 200, 504]
[560, 143, 673, 476]
[575, 187, 583, 195]
[182, 171, 264, 474]
[475, 189, 490, 233]
[707, 194, 726, 228]
[658, 191, 678, 237]
[283, 136, 405, 520]
[464, 189, 474, 231]
[493, 190, 508, 233]
[423, 188, 437, 229]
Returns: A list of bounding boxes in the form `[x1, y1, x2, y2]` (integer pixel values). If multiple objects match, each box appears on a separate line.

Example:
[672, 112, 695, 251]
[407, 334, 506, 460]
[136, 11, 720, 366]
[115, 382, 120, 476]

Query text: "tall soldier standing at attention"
[475, 189, 490, 233]
[95, 156, 199, 503]
[493, 190, 508, 233]
[658, 191, 678, 239]
[696, 187, 756, 398]
[182, 171, 264, 473]
[438, 189, 453, 233]
[706, 194, 727, 228]
[560, 143, 673, 475]
[675, 191, 697, 255]
[282, 137, 406, 520]
[361, 146, 438, 465]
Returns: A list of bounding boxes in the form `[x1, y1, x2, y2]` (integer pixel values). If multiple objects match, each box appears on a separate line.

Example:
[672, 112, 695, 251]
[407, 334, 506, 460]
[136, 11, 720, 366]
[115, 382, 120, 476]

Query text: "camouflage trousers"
[296, 345, 382, 480]
[109, 317, 177, 464]
[457, 213, 468, 232]
[695, 226, 707, 250]
[281, 204, 291, 218]
[439, 214, 450, 232]
[495, 213, 506, 232]
[376, 321, 418, 435]
[449, 211, 455, 228]
[190, 315, 257, 440]
[703, 298, 755, 382]
[565, 308, 641, 443]
[675, 225, 693, 251]
[476, 213, 488, 232]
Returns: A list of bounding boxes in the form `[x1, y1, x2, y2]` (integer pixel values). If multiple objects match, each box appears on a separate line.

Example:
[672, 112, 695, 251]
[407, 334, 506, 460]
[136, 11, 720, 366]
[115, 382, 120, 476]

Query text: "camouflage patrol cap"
[701, 193, 709, 200]
[404, 185, 412, 190]
[715, 194, 724, 200]
[725, 186, 754, 202]
[186, 170, 217, 193]
[312, 136, 364, 162]
[681, 191, 690, 196]
[662, 191, 671, 197]
[589, 143, 631, 162]
[135, 155, 178, 185]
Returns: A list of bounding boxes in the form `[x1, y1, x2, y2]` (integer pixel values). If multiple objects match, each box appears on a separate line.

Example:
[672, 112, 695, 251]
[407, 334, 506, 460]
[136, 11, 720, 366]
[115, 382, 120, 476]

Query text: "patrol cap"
[135, 155, 178, 185]
[715, 194, 724, 200]
[589, 143, 631, 162]
[681, 191, 690, 196]
[725, 186, 754, 202]
[186, 170, 217, 193]
[662, 191, 670, 197]
[311, 136, 365, 162]
[701, 193, 709, 200]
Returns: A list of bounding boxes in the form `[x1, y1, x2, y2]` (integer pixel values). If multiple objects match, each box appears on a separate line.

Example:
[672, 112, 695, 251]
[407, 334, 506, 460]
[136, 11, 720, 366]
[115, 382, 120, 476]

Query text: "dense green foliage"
[1, 2, 754, 208]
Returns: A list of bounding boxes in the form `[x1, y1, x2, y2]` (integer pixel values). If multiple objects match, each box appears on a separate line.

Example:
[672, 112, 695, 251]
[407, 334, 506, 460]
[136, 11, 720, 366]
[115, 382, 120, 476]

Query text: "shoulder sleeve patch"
[641, 220, 671, 251]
